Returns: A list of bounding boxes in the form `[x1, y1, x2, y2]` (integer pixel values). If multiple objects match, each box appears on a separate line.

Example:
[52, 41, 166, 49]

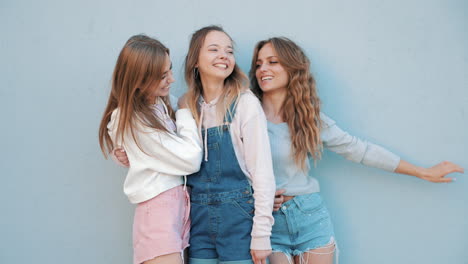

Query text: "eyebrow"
[257, 56, 278, 62]
[207, 44, 233, 49]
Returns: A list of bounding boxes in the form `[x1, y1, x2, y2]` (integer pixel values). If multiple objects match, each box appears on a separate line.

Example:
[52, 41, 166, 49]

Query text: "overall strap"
[223, 97, 238, 124]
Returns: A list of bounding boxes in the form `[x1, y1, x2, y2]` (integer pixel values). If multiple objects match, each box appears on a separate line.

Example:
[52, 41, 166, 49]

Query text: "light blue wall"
[2, 0, 466, 263]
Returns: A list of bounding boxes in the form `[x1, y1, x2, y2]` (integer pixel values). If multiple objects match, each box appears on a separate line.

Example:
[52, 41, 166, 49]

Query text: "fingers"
[274, 195, 284, 203]
[442, 161, 464, 174]
[451, 164, 464, 174]
[425, 175, 454, 183]
[273, 194, 284, 212]
[251, 250, 271, 264]
[431, 176, 453, 183]
[423, 161, 464, 183]
[275, 189, 286, 197]
[114, 149, 130, 167]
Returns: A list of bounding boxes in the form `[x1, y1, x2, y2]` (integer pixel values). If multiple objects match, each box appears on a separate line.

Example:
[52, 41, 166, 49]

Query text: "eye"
[209, 48, 218, 52]
[270, 61, 278, 64]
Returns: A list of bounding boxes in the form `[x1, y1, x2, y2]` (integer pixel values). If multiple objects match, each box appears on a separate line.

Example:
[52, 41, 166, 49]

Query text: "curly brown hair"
[250, 37, 322, 169]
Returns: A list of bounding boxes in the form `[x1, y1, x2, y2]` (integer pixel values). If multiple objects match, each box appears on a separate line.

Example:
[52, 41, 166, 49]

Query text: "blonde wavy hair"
[250, 37, 322, 169]
[184, 25, 248, 125]
[98, 35, 175, 157]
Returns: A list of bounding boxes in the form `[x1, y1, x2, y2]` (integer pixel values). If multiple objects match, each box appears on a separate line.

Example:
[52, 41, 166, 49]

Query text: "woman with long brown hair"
[98, 35, 202, 264]
[250, 37, 464, 264]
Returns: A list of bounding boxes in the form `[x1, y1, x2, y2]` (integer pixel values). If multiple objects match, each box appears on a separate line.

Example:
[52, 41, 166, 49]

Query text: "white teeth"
[214, 64, 227, 69]
[262, 76, 273, 81]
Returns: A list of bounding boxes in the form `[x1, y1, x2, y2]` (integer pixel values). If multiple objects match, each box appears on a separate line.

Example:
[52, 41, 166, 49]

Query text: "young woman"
[183, 26, 276, 264]
[249, 37, 464, 264]
[98, 35, 202, 264]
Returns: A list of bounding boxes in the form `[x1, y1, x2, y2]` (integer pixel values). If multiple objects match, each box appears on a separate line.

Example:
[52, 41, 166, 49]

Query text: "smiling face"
[255, 43, 289, 95]
[197, 30, 235, 82]
[148, 53, 174, 101]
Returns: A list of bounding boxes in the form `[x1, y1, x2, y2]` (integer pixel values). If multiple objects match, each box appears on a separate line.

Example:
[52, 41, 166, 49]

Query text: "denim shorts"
[189, 187, 254, 263]
[271, 192, 335, 256]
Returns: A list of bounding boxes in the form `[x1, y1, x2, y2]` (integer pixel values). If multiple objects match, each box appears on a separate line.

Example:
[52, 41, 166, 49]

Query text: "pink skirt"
[133, 185, 190, 264]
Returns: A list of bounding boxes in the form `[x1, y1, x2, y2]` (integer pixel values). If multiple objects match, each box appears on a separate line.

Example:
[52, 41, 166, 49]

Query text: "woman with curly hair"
[249, 37, 464, 264]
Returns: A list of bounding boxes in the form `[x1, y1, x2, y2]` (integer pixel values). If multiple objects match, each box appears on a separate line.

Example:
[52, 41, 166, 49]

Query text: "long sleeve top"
[197, 90, 276, 250]
[107, 98, 203, 204]
[268, 112, 401, 196]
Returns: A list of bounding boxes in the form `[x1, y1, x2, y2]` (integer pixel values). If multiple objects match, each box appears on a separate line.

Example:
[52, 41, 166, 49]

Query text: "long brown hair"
[250, 37, 322, 169]
[184, 25, 248, 125]
[98, 34, 175, 158]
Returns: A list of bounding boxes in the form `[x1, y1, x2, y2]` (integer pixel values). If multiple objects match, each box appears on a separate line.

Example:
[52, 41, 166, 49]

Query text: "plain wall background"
[2, 0, 467, 263]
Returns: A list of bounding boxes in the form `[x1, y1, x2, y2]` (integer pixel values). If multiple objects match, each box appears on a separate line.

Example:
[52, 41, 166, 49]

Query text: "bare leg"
[294, 242, 335, 264]
[269, 252, 294, 264]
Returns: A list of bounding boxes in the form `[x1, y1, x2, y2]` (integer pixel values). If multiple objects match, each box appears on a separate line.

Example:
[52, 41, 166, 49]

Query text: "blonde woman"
[183, 26, 275, 264]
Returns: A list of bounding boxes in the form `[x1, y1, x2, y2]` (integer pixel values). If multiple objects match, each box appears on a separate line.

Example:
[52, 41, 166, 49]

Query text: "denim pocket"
[231, 196, 255, 219]
[293, 193, 324, 214]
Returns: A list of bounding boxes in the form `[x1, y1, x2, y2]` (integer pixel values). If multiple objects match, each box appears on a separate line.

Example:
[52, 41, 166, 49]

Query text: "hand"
[177, 93, 189, 109]
[113, 148, 130, 168]
[273, 189, 286, 211]
[420, 161, 464, 183]
[250, 249, 271, 264]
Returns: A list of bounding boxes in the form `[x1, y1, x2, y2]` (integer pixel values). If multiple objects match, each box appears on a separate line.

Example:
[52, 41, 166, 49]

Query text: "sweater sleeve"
[108, 108, 203, 176]
[238, 94, 276, 250]
[320, 112, 400, 172]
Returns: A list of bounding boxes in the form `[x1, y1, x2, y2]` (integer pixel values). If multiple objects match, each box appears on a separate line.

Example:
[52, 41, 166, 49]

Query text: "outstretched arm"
[395, 160, 464, 183]
[320, 113, 464, 183]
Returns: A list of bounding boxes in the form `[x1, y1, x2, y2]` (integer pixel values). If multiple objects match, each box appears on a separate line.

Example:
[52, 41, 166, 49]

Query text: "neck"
[201, 76, 225, 103]
[262, 88, 287, 123]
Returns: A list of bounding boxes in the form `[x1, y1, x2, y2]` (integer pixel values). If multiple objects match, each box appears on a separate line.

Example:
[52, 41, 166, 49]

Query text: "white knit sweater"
[107, 104, 202, 204]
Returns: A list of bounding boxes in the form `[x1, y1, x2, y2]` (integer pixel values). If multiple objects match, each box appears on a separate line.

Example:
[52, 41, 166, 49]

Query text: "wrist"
[416, 167, 430, 179]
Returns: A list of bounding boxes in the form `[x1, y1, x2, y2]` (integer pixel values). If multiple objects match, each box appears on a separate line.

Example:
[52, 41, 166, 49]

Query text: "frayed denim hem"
[270, 238, 338, 264]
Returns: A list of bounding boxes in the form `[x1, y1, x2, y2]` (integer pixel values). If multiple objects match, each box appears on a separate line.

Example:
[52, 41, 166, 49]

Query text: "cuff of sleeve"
[175, 109, 194, 121]
[250, 236, 271, 250]
[362, 143, 401, 172]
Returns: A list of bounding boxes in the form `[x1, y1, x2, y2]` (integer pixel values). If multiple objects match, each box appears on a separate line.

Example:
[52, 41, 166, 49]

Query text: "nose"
[218, 50, 229, 59]
[168, 71, 175, 84]
[258, 63, 268, 72]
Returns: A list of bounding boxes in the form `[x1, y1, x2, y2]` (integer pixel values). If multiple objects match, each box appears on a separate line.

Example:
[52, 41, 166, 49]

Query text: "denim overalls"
[187, 103, 254, 263]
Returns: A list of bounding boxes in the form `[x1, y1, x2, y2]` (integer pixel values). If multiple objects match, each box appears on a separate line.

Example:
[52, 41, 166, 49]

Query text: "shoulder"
[237, 89, 262, 108]
[236, 89, 263, 114]
[235, 90, 264, 118]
